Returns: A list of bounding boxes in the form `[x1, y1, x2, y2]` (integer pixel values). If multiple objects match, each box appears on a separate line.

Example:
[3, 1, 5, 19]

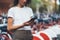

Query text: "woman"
[7, 0, 34, 40]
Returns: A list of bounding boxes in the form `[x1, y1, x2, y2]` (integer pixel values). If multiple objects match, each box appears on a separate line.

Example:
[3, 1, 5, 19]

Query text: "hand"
[23, 21, 30, 26]
[23, 18, 35, 26]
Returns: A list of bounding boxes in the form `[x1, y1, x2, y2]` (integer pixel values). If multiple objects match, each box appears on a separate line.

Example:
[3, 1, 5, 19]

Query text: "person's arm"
[7, 17, 24, 31]
[24, 18, 35, 26]
[25, 15, 37, 26]
[7, 17, 34, 31]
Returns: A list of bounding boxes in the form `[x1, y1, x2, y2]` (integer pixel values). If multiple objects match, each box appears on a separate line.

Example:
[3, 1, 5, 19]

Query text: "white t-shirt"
[8, 6, 34, 30]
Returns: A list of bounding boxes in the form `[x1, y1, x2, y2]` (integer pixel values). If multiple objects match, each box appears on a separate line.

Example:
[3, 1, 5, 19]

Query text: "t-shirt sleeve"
[8, 8, 14, 18]
[29, 8, 34, 18]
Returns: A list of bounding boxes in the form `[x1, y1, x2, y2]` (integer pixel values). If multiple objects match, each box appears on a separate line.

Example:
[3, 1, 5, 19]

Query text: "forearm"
[7, 18, 34, 31]
[24, 20, 34, 26]
[7, 24, 24, 31]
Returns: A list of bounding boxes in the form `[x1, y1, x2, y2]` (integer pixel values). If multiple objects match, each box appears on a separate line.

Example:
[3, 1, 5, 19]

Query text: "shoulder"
[25, 7, 32, 11]
[8, 7, 17, 11]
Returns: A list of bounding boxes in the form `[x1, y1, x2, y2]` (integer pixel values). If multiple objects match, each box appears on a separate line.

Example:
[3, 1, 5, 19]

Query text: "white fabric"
[49, 24, 60, 35]
[8, 6, 33, 30]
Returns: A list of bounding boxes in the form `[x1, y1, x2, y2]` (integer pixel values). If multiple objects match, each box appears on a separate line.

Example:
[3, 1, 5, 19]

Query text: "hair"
[13, 0, 31, 6]
[13, 0, 19, 6]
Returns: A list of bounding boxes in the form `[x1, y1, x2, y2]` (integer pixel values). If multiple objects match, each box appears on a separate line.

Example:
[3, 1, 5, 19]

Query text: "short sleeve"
[29, 8, 34, 18]
[8, 8, 14, 18]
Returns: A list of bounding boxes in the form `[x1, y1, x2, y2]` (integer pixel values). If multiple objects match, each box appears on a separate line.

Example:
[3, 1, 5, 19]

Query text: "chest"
[13, 9, 31, 21]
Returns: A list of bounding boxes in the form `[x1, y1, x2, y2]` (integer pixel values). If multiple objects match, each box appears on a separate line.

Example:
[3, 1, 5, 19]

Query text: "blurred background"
[0, 0, 60, 40]
[0, 0, 60, 20]
[0, 0, 60, 14]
